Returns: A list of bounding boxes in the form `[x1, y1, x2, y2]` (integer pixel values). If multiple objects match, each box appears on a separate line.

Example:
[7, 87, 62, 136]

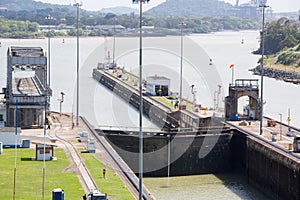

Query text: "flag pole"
[232, 66, 234, 84]
[230, 64, 234, 84]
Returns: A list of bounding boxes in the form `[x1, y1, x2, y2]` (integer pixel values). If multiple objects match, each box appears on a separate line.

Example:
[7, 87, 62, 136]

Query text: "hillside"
[276, 44, 300, 67]
[0, 0, 71, 11]
[100, 7, 138, 15]
[147, 0, 233, 17]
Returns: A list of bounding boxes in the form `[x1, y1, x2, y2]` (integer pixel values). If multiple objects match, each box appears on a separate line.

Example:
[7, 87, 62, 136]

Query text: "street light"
[58, 92, 65, 117]
[279, 113, 282, 140]
[132, 1, 149, 199]
[259, 2, 269, 135]
[113, 16, 116, 66]
[45, 15, 53, 88]
[73, 2, 82, 126]
[179, 21, 185, 107]
[191, 85, 197, 111]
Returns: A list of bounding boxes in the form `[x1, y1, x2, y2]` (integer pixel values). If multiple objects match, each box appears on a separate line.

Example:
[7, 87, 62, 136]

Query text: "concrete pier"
[93, 68, 219, 129]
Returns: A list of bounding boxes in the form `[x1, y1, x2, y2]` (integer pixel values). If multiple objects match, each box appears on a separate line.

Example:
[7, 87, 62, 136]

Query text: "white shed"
[146, 75, 170, 96]
[32, 141, 56, 161]
[0, 98, 6, 127]
[0, 127, 21, 147]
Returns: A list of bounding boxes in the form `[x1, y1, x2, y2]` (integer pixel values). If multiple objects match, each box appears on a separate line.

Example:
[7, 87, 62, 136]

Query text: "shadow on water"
[215, 172, 271, 200]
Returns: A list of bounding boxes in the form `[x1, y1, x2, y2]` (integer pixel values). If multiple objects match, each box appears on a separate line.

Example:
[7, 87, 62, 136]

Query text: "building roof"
[147, 75, 170, 81]
[10, 46, 45, 57]
[0, 127, 21, 133]
[94, 25, 125, 30]
[32, 140, 57, 147]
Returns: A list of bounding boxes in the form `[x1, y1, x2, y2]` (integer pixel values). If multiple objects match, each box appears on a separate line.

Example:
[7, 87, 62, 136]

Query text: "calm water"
[144, 174, 269, 200]
[0, 31, 297, 199]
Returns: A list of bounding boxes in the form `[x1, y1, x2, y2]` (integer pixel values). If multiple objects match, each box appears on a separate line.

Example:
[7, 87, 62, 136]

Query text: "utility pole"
[73, 2, 82, 126]
[259, 3, 269, 135]
[132, 1, 150, 199]
[179, 21, 185, 106]
[45, 15, 53, 88]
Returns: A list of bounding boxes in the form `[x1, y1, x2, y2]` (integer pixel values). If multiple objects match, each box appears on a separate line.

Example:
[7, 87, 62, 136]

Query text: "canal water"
[0, 31, 297, 199]
[144, 173, 268, 200]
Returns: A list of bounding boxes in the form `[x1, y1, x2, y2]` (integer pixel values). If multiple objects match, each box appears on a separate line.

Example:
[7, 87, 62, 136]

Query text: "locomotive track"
[47, 116, 98, 194]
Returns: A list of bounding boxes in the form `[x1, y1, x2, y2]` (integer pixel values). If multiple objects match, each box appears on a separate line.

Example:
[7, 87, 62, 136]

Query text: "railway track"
[47, 115, 98, 194]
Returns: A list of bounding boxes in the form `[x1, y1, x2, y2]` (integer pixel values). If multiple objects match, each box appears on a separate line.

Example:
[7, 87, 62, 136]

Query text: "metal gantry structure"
[6, 47, 51, 128]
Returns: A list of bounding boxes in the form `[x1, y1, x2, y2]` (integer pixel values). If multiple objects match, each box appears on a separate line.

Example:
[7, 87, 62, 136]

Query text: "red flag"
[229, 64, 234, 68]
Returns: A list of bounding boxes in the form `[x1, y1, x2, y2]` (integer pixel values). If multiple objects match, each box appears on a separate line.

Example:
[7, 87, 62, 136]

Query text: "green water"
[144, 173, 270, 200]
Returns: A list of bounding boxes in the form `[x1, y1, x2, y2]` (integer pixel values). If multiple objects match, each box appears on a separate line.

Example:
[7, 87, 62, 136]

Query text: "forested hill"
[147, 0, 233, 17]
[0, 0, 71, 11]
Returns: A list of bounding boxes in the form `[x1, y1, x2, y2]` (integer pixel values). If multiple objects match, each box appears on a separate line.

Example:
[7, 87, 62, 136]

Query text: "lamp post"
[259, 2, 269, 135]
[179, 21, 185, 106]
[113, 16, 116, 66]
[191, 84, 197, 111]
[45, 15, 53, 88]
[279, 113, 282, 140]
[58, 92, 65, 117]
[73, 2, 82, 126]
[132, 1, 149, 199]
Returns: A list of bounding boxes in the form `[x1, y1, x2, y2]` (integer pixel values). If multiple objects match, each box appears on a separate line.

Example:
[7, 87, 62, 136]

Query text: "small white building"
[146, 75, 170, 96]
[32, 141, 56, 161]
[0, 97, 6, 127]
[0, 127, 21, 147]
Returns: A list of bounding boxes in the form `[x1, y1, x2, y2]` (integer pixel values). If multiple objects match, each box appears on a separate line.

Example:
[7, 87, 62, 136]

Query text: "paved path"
[227, 117, 300, 156]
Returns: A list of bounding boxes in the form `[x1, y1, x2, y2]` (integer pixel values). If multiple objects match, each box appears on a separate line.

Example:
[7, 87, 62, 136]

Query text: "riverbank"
[249, 65, 300, 84]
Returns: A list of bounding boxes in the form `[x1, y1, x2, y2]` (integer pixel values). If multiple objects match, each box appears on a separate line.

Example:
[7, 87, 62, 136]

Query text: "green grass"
[155, 97, 196, 111]
[0, 148, 84, 200]
[80, 153, 134, 200]
[155, 97, 175, 108]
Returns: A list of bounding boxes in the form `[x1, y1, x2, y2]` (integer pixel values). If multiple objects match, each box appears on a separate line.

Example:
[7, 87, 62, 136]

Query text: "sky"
[35, 0, 300, 13]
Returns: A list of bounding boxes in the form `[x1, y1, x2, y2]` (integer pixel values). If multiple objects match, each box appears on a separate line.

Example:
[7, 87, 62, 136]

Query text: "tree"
[254, 17, 300, 55]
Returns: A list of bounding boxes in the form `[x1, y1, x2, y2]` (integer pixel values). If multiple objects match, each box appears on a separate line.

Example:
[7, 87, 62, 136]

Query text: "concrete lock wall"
[93, 69, 299, 199]
[104, 133, 233, 177]
[246, 137, 300, 200]
[230, 130, 300, 200]
[103, 130, 300, 199]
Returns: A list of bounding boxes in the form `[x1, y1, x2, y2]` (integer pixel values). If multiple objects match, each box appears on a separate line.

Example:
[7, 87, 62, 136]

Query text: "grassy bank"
[0, 147, 134, 199]
[80, 152, 134, 199]
[265, 56, 300, 74]
[0, 148, 83, 199]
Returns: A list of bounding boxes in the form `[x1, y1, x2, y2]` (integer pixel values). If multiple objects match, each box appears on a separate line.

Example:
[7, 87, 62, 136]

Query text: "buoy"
[209, 58, 213, 65]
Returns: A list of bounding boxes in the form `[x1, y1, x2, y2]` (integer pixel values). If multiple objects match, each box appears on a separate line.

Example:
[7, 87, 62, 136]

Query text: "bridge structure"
[5, 46, 51, 128]
[225, 79, 260, 120]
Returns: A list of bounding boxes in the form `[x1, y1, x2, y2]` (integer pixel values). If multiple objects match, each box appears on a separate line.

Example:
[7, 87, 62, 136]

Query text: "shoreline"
[249, 65, 300, 84]
[0, 29, 260, 40]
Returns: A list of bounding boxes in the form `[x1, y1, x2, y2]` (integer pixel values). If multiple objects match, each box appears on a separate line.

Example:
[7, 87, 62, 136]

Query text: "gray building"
[146, 75, 170, 96]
